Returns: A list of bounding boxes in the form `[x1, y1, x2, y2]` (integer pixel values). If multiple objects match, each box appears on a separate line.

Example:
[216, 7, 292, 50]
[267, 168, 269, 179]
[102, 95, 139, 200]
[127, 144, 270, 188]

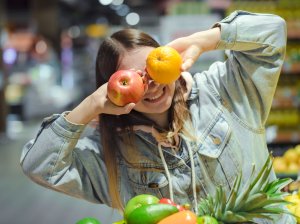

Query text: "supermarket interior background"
[0, 0, 299, 223]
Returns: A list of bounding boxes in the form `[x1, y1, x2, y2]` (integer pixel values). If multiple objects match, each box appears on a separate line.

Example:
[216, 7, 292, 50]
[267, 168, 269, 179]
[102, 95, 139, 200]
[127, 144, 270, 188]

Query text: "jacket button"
[221, 99, 228, 107]
[148, 183, 159, 188]
[209, 134, 221, 145]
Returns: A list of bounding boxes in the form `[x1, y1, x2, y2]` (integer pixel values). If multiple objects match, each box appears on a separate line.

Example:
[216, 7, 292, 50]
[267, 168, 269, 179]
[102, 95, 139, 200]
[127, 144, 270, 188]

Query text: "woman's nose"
[148, 79, 160, 89]
[143, 72, 159, 88]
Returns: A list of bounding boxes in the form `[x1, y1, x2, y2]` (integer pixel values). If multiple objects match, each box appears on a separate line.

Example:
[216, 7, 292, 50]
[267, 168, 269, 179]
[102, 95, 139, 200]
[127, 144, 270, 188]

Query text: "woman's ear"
[180, 72, 193, 101]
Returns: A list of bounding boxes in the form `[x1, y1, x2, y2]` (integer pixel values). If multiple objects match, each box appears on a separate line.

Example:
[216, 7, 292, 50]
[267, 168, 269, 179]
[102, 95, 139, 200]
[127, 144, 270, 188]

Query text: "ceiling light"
[35, 40, 47, 54]
[115, 4, 129, 16]
[67, 26, 80, 38]
[112, 0, 123, 5]
[99, 0, 113, 5]
[126, 12, 140, 26]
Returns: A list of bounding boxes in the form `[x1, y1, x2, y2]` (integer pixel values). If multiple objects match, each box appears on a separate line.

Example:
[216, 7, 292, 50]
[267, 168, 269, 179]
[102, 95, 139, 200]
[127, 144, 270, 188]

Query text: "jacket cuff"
[51, 112, 86, 139]
[212, 10, 239, 50]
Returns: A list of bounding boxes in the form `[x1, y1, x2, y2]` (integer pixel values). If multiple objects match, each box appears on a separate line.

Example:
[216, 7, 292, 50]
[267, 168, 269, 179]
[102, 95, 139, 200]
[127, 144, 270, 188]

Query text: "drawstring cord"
[180, 134, 198, 214]
[157, 134, 198, 214]
[157, 142, 174, 202]
[131, 124, 198, 212]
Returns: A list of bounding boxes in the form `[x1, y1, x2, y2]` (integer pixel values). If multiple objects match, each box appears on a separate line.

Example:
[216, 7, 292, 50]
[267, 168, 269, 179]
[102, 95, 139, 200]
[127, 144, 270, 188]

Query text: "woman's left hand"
[166, 27, 221, 71]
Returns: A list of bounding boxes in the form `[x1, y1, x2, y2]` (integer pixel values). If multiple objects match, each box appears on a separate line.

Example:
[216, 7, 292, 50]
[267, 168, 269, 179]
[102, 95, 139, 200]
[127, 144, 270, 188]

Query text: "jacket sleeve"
[20, 113, 112, 205]
[206, 10, 287, 127]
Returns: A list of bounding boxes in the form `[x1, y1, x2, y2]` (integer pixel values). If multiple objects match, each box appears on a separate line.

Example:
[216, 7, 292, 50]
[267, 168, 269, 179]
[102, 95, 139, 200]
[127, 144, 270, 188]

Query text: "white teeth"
[148, 91, 163, 101]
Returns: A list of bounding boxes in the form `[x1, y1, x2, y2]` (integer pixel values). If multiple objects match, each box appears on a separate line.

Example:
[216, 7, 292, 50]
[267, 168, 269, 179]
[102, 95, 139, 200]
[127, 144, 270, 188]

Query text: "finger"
[166, 39, 186, 52]
[182, 58, 194, 71]
[181, 72, 193, 101]
[183, 45, 201, 62]
[105, 100, 135, 115]
[143, 81, 149, 94]
[144, 72, 151, 81]
[123, 103, 135, 113]
[181, 46, 202, 71]
[142, 66, 148, 76]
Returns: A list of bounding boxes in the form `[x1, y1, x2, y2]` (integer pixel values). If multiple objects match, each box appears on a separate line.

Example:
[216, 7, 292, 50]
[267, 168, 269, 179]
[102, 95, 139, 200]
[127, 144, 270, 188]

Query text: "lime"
[124, 194, 159, 219]
[197, 215, 219, 224]
[76, 217, 101, 224]
[112, 220, 126, 224]
[127, 203, 178, 224]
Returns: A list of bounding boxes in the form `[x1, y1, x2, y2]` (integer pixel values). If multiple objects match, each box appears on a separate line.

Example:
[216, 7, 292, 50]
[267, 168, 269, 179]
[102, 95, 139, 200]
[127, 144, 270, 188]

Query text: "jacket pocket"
[127, 168, 170, 198]
[197, 112, 242, 187]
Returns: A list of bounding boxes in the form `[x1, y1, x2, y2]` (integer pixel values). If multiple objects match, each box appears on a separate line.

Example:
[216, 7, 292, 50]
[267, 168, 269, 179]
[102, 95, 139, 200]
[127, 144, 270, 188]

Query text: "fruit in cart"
[124, 194, 160, 219]
[159, 197, 185, 211]
[197, 215, 219, 224]
[121, 156, 293, 223]
[157, 210, 197, 224]
[159, 198, 175, 205]
[146, 46, 182, 84]
[123, 195, 197, 224]
[126, 203, 179, 224]
[198, 156, 293, 223]
[107, 70, 146, 106]
[112, 220, 126, 224]
[76, 217, 101, 224]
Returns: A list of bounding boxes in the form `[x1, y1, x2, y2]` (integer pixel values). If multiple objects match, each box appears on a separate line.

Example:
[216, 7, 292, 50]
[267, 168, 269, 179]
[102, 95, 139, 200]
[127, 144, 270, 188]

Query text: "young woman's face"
[118, 46, 176, 115]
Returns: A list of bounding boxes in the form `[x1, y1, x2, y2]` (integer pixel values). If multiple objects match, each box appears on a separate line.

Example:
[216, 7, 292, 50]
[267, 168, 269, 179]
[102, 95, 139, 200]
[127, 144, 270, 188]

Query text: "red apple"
[107, 70, 146, 106]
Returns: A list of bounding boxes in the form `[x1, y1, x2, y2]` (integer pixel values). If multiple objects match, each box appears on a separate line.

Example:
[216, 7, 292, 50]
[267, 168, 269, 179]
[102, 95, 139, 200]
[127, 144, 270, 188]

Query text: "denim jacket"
[20, 11, 295, 223]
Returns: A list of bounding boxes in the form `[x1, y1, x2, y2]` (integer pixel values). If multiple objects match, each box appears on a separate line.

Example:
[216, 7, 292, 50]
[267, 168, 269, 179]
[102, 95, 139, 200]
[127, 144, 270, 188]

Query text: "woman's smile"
[144, 86, 166, 103]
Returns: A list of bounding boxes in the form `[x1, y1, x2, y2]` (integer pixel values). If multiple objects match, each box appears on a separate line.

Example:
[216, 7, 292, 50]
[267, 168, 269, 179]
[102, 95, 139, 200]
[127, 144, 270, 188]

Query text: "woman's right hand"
[90, 83, 136, 116]
[65, 83, 135, 125]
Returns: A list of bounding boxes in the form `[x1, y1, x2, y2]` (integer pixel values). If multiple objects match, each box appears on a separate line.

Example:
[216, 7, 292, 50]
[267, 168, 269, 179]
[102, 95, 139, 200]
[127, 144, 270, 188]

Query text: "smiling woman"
[20, 10, 295, 224]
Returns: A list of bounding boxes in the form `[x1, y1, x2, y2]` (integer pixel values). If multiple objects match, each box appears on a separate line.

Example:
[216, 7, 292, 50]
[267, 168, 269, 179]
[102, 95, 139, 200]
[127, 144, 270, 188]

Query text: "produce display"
[273, 144, 300, 174]
[285, 191, 300, 223]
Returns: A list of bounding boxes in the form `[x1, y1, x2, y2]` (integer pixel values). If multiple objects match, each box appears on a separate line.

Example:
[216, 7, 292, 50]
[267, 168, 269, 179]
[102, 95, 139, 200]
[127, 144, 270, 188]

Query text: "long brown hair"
[95, 29, 192, 210]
